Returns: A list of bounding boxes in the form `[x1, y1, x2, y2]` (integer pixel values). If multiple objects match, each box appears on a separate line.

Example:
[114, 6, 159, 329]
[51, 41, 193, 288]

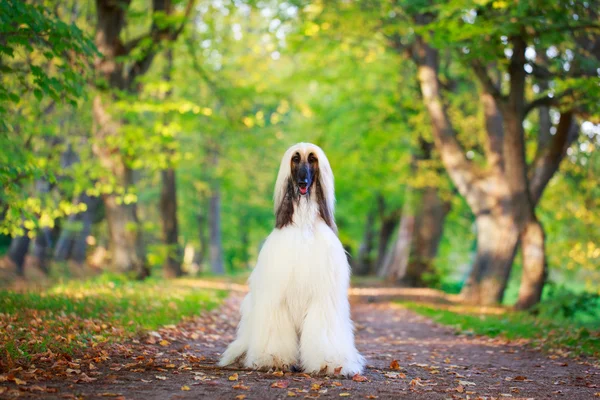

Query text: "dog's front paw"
[244, 354, 296, 372]
[302, 353, 365, 377]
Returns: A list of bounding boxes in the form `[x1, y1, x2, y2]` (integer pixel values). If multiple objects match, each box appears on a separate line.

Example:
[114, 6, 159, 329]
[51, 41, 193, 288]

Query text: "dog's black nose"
[298, 178, 308, 185]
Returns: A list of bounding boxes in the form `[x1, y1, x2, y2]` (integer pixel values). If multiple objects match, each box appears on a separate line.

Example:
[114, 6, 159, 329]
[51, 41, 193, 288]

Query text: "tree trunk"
[160, 168, 182, 278]
[159, 47, 182, 279]
[460, 213, 520, 305]
[240, 218, 250, 270]
[354, 209, 376, 275]
[209, 182, 224, 275]
[8, 235, 30, 277]
[515, 218, 547, 309]
[93, 96, 149, 279]
[375, 195, 400, 274]
[403, 187, 449, 287]
[54, 194, 100, 265]
[196, 209, 208, 270]
[32, 229, 51, 275]
[379, 199, 415, 282]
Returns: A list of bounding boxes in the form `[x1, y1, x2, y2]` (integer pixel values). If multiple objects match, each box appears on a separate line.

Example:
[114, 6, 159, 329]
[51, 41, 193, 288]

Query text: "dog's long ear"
[311, 146, 337, 234]
[315, 173, 337, 234]
[275, 177, 295, 228]
[274, 146, 297, 228]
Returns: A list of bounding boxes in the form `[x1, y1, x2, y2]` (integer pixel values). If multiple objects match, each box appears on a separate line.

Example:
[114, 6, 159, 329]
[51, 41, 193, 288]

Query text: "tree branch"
[523, 89, 573, 118]
[125, 0, 196, 90]
[472, 60, 504, 102]
[528, 111, 578, 205]
[412, 36, 484, 208]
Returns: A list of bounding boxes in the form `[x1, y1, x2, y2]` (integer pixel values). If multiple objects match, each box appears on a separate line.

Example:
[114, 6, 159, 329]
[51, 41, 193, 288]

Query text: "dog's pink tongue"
[300, 187, 307, 195]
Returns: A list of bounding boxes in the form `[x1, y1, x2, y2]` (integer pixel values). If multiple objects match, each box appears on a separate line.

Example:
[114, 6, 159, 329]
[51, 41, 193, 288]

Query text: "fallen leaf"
[181, 385, 190, 391]
[456, 385, 465, 393]
[100, 393, 122, 397]
[384, 372, 405, 379]
[331, 381, 343, 387]
[365, 396, 379, 399]
[228, 373, 239, 381]
[271, 380, 289, 389]
[513, 376, 527, 381]
[390, 360, 401, 370]
[235, 396, 246, 400]
[233, 383, 249, 390]
[159, 340, 170, 347]
[272, 371, 284, 377]
[14, 378, 27, 385]
[352, 374, 368, 382]
[287, 391, 297, 397]
[155, 375, 167, 380]
[340, 393, 351, 397]
[141, 379, 152, 383]
[77, 373, 97, 383]
[458, 380, 476, 386]
[311, 383, 322, 391]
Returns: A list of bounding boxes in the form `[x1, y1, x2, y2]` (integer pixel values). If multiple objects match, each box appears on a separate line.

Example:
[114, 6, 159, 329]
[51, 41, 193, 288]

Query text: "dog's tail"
[218, 339, 247, 367]
[219, 294, 252, 367]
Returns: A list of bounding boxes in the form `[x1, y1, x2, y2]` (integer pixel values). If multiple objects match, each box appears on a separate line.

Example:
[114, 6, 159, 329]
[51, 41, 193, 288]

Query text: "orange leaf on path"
[271, 380, 290, 389]
[181, 386, 190, 391]
[233, 383, 250, 390]
[228, 373, 239, 381]
[390, 360, 401, 370]
[352, 374, 368, 382]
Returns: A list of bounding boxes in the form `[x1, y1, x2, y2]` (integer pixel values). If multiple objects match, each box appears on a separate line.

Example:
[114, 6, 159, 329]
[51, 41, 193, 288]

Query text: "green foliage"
[537, 283, 600, 321]
[0, 0, 97, 236]
[0, 0, 96, 119]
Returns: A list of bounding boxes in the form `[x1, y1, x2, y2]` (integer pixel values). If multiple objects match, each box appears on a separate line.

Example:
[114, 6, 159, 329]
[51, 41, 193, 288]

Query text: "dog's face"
[274, 143, 336, 232]
[290, 150, 319, 197]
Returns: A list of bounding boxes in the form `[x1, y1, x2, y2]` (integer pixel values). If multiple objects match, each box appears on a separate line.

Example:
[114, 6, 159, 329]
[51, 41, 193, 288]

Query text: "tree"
[91, 0, 194, 278]
[397, 1, 599, 306]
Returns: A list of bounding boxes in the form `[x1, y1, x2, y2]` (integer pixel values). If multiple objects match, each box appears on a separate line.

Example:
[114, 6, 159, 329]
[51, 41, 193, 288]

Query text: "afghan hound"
[219, 143, 365, 376]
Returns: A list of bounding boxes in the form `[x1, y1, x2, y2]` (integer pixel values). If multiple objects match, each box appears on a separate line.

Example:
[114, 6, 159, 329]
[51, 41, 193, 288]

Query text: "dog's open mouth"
[298, 183, 308, 195]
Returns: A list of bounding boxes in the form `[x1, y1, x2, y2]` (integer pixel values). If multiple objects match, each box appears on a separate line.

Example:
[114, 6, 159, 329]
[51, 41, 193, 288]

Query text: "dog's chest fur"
[251, 197, 347, 330]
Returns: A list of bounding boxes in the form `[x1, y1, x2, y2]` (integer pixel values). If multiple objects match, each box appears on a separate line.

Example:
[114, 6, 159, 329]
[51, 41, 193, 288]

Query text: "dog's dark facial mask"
[291, 152, 317, 196]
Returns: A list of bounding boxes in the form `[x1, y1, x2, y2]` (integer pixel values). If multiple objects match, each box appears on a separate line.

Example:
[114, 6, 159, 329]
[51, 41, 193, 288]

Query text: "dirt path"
[3, 294, 599, 399]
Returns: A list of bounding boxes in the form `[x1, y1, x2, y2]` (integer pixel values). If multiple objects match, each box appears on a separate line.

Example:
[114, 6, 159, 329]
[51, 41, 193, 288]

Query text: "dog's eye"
[308, 154, 317, 163]
[292, 154, 300, 163]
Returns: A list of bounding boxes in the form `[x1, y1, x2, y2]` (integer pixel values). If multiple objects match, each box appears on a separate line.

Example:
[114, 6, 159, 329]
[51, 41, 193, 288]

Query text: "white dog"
[219, 143, 365, 376]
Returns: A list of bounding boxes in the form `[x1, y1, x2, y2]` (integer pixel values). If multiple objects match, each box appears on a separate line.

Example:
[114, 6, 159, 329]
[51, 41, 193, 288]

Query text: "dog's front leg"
[244, 301, 298, 371]
[300, 300, 364, 376]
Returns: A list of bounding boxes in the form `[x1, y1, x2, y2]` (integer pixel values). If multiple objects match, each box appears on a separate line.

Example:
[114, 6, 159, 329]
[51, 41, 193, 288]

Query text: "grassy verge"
[0, 274, 227, 369]
[400, 301, 600, 359]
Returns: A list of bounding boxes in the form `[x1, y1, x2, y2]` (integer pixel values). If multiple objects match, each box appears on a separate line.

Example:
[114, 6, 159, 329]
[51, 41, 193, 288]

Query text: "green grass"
[0, 274, 227, 369]
[400, 301, 600, 359]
